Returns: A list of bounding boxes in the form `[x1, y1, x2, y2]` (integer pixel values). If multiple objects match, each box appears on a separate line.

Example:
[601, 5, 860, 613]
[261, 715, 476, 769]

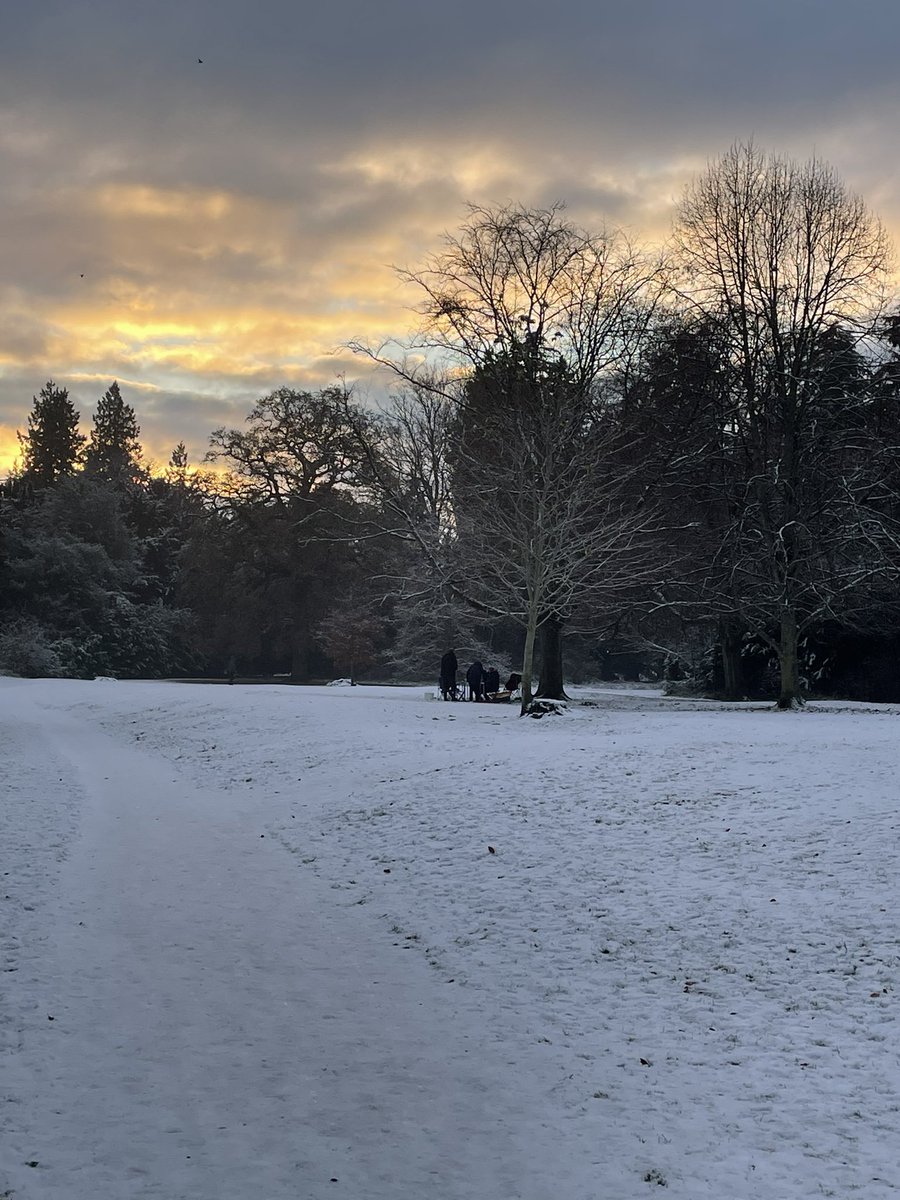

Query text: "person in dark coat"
[466, 660, 485, 701]
[505, 672, 522, 693]
[483, 665, 500, 696]
[439, 648, 458, 700]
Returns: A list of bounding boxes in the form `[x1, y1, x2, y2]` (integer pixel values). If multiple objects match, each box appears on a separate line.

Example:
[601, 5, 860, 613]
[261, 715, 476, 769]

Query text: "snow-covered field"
[1, 677, 899, 1199]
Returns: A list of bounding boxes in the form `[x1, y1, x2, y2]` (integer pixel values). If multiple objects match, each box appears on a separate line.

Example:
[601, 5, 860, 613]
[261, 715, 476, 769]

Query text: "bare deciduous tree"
[451, 345, 660, 711]
[351, 203, 666, 708]
[205, 386, 377, 680]
[207, 386, 362, 506]
[674, 142, 895, 707]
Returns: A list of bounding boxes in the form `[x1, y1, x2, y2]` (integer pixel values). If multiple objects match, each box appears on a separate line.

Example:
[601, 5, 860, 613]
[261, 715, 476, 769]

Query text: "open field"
[2, 678, 898, 1199]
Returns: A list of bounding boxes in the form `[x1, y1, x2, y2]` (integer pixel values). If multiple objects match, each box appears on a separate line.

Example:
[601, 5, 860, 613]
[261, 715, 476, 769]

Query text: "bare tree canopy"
[353, 202, 664, 396]
[350, 204, 666, 710]
[207, 386, 363, 505]
[675, 143, 891, 353]
[672, 142, 897, 707]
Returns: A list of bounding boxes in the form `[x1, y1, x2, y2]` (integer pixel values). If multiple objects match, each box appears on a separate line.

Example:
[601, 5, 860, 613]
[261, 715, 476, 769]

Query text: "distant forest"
[3, 145, 900, 707]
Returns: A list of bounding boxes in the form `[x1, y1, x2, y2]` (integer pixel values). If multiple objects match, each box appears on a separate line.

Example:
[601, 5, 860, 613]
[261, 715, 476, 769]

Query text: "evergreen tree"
[0, 476, 191, 678]
[84, 381, 143, 484]
[18, 381, 85, 487]
[130, 443, 210, 604]
[166, 441, 189, 482]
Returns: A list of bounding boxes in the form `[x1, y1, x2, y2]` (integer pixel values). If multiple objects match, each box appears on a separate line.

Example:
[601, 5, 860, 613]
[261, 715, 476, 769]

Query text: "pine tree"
[168, 441, 189, 474]
[84, 381, 143, 484]
[19, 381, 85, 487]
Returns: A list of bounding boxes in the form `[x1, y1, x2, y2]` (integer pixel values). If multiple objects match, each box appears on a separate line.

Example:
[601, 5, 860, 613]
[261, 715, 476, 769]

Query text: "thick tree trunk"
[290, 624, 311, 682]
[718, 619, 744, 700]
[776, 608, 803, 709]
[536, 615, 567, 699]
[520, 611, 538, 715]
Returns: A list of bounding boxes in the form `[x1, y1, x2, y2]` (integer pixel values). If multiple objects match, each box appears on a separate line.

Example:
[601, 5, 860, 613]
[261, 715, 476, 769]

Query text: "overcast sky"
[2, 0, 899, 470]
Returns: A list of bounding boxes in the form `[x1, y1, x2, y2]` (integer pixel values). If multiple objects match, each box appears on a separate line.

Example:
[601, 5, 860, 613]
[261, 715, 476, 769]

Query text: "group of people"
[439, 649, 522, 702]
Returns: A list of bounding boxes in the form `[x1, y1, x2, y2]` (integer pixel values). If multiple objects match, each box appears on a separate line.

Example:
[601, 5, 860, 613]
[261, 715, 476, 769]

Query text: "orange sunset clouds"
[2, 0, 900, 473]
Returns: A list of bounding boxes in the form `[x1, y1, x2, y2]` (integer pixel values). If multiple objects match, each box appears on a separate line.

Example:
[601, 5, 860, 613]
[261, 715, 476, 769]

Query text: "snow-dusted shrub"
[0, 618, 65, 678]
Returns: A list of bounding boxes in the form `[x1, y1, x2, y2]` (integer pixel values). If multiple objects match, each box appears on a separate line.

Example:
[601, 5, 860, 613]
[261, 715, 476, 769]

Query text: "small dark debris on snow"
[488, 845, 496, 854]
[383, 868, 391, 874]
[643, 1168, 667, 1186]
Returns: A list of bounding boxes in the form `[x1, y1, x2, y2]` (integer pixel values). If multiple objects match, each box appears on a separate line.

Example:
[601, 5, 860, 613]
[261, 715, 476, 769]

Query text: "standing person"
[439, 648, 458, 700]
[466, 660, 485, 701]
[483, 665, 500, 697]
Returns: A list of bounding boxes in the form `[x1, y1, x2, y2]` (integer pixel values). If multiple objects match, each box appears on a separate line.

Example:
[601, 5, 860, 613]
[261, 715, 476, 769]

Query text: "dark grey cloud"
[4, 2, 898, 126]
[4, 1, 899, 224]
[2, 2, 898, 161]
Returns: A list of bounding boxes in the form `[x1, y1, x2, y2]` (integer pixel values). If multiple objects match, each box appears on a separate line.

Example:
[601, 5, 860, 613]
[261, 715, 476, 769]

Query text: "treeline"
[0, 381, 206, 679]
[3, 143, 900, 704]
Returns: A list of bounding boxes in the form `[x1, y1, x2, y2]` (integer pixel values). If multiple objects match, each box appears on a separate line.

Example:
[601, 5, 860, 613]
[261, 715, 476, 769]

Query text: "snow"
[2, 678, 899, 1199]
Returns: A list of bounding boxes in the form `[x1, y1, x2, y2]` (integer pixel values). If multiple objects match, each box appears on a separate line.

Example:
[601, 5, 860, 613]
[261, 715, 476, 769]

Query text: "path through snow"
[1, 681, 581, 1200]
